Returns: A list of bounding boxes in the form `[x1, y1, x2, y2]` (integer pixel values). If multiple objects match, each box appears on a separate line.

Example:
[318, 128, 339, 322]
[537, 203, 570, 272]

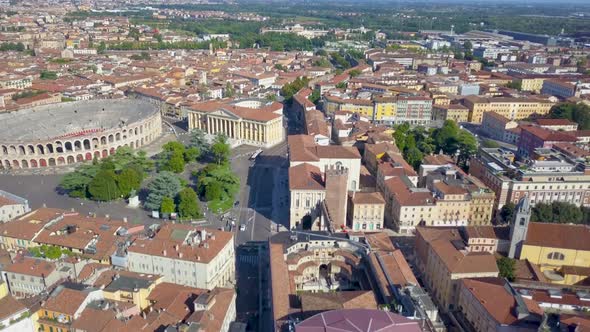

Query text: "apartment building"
[2, 257, 61, 298]
[0, 190, 30, 223]
[288, 135, 361, 191]
[414, 227, 499, 312]
[541, 79, 578, 99]
[324, 94, 433, 125]
[470, 147, 590, 209]
[347, 191, 385, 231]
[462, 96, 553, 123]
[517, 125, 578, 159]
[456, 278, 543, 332]
[431, 104, 470, 124]
[127, 224, 235, 290]
[481, 111, 520, 145]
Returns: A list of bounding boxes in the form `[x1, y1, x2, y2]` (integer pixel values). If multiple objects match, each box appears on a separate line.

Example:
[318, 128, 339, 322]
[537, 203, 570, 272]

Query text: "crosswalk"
[238, 255, 258, 266]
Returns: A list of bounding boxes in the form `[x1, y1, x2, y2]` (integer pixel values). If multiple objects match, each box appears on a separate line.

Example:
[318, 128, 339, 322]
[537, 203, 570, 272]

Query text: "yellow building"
[101, 272, 163, 310]
[520, 222, 590, 285]
[37, 287, 100, 332]
[373, 97, 397, 122]
[0, 281, 8, 299]
[415, 227, 499, 312]
[519, 77, 546, 93]
[462, 96, 554, 123]
[432, 104, 470, 123]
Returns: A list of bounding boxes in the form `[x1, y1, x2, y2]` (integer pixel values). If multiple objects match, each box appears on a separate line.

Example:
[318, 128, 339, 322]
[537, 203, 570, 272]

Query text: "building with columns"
[185, 99, 285, 148]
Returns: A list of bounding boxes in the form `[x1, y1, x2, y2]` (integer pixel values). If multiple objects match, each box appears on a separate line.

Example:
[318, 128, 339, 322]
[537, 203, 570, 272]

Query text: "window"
[547, 252, 565, 261]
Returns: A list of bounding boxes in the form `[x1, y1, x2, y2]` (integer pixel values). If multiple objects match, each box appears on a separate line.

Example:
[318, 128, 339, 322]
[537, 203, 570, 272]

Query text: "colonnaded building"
[0, 99, 161, 170]
[185, 98, 285, 148]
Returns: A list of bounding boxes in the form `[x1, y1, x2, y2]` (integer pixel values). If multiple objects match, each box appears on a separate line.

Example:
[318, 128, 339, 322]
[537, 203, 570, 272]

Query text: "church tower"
[508, 197, 532, 259]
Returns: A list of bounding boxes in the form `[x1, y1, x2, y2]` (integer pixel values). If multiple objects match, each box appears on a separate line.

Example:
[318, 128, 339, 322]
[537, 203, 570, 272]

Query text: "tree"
[59, 164, 99, 198]
[223, 82, 235, 98]
[116, 168, 142, 197]
[309, 89, 321, 105]
[205, 181, 223, 201]
[336, 82, 347, 89]
[157, 141, 187, 173]
[145, 171, 182, 211]
[499, 202, 516, 224]
[177, 187, 202, 220]
[497, 257, 516, 281]
[40, 70, 58, 80]
[405, 147, 424, 170]
[189, 129, 210, 154]
[210, 134, 230, 164]
[531, 202, 584, 224]
[160, 196, 176, 214]
[88, 169, 120, 201]
[184, 147, 200, 162]
[547, 103, 590, 130]
[505, 80, 522, 91]
[393, 123, 411, 151]
[349, 69, 361, 78]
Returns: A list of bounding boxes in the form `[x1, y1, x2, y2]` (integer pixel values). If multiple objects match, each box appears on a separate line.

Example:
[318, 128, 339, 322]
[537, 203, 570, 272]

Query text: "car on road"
[240, 224, 246, 231]
[234, 201, 240, 207]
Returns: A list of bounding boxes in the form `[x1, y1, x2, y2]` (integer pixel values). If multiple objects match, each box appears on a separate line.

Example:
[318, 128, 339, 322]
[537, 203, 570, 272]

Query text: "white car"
[240, 224, 246, 231]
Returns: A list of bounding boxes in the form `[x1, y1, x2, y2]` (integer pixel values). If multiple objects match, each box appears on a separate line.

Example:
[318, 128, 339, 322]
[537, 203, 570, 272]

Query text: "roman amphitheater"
[0, 99, 162, 170]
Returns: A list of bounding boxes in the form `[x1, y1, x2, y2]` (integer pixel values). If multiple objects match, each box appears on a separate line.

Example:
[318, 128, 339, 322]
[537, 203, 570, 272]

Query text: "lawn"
[208, 197, 233, 214]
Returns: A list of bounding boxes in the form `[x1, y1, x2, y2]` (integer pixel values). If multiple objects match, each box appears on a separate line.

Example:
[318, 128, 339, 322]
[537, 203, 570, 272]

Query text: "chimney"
[162, 249, 167, 256]
[179, 252, 183, 258]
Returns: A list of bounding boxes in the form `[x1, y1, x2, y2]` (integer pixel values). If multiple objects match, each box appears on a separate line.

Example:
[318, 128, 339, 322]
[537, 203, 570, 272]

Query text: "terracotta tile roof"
[3, 257, 56, 277]
[463, 226, 498, 240]
[384, 177, 434, 206]
[33, 213, 126, 261]
[350, 191, 385, 205]
[42, 288, 89, 316]
[289, 163, 325, 191]
[433, 181, 469, 196]
[0, 295, 27, 321]
[288, 134, 361, 162]
[417, 227, 499, 274]
[186, 287, 236, 332]
[70, 307, 118, 332]
[147, 282, 206, 322]
[188, 100, 281, 122]
[535, 118, 576, 126]
[0, 195, 17, 207]
[520, 125, 577, 142]
[300, 291, 377, 314]
[128, 224, 233, 264]
[422, 154, 454, 166]
[525, 223, 590, 251]
[0, 208, 64, 241]
[461, 278, 543, 325]
[269, 242, 290, 324]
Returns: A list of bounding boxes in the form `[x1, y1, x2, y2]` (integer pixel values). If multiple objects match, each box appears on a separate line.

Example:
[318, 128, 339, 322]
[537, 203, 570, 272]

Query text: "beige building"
[347, 191, 385, 232]
[288, 163, 326, 230]
[431, 104, 470, 123]
[127, 224, 235, 290]
[0, 190, 29, 223]
[415, 227, 499, 312]
[462, 96, 554, 123]
[186, 99, 285, 148]
[457, 278, 543, 332]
